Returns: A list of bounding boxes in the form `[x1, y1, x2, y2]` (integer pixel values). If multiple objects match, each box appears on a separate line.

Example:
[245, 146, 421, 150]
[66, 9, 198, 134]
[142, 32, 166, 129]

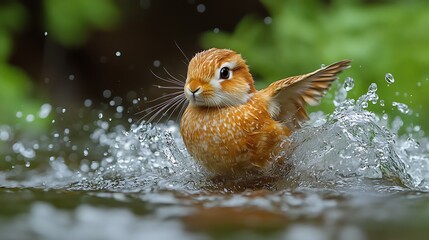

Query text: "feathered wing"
[261, 60, 351, 129]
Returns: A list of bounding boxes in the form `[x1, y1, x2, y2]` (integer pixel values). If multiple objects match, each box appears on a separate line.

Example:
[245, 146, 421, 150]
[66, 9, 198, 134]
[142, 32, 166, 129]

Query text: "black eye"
[219, 67, 230, 79]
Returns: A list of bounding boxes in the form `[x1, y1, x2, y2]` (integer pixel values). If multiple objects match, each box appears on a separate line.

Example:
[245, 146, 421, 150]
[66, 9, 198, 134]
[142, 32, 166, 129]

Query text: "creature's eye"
[219, 67, 230, 80]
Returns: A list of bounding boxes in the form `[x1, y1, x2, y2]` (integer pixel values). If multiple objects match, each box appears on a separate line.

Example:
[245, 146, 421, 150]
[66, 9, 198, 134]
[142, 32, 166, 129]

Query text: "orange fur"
[180, 48, 351, 178]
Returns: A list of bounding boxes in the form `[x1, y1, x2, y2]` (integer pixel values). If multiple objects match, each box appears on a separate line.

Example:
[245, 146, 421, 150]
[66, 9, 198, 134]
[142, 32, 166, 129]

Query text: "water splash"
[72, 121, 204, 192]
[392, 102, 410, 114]
[274, 80, 429, 191]
[1, 77, 429, 193]
[344, 77, 354, 92]
[385, 73, 395, 84]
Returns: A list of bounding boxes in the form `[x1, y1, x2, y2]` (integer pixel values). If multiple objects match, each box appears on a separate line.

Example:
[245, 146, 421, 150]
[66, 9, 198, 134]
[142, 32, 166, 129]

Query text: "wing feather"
[261, 60, 351, 129]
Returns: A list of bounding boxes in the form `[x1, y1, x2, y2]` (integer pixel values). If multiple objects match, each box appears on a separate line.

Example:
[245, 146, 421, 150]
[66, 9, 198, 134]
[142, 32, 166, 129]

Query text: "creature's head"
[184, 48, 256, 107]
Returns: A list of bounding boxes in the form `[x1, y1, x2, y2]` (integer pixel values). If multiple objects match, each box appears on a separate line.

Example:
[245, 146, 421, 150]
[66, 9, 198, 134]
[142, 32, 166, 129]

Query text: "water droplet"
[343, 77, 354, 91]
[115, 51, 121, 57]
[382, 113, 388, 120]
[153, 60, 161, 67]
[417, 82, 422, 87]
[84, 99, 92, 107]
[91, 161, 99, 170]
[213, 27, 220, 33]
[333, 87, 347, 107]
[0, 127, 10, 141]
[68, 74, 75, 80]
[370, 94, 379, 105]
[404, 137, 418, 149]
[103, 89, 112, 98]
[16, 112, 23, 118]
[196, 4, 206, 13]
[392, 101, 409, 114]
[385, 73, 395, 84]
[53, 133, 60, 138]
[83, 149, 89, 156]
[320, 63, 326, 68]
[98, 113, 103, 119]
[368, 83, 377, 93]
[62, 108, 66, 113]
[39, 103, 52, 119]
[264, 17, 272, 24]
[116, 106, 124, 113]
[80, 164, 90, 172]
[361, 101, 368, 109]
[44, 32, 48, 36]
[380, 100, 385, 107]
[26, 114, 35, 122]
[25, 162, 30, 167]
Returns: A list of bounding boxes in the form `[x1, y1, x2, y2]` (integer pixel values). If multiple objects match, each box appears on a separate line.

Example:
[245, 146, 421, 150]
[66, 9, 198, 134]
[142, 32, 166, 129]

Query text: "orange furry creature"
[180, 48, 350, 178]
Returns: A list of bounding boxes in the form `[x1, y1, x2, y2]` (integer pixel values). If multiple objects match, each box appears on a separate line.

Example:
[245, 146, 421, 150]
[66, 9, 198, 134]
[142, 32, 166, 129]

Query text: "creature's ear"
[261, 60, 351, 129]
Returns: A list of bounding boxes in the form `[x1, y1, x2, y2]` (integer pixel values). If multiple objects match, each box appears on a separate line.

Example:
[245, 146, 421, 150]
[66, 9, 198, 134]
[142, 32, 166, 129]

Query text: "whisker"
[164, 97, 187, 123]
[150, 69, 183, 86]
[141, 101, 178, 123]
[142, 91, 183, 104]
[148, 95, 186, 123]
[142, 51, 189, 124]
[174, 41, 190, 63]
[177, 100, 189, 121]
[153, 85, 184, 90]
[163, 67, 185, 84]
[136, 94, 182, 117]
[178, 74, 186, 80]
[143, 94, 184, 115]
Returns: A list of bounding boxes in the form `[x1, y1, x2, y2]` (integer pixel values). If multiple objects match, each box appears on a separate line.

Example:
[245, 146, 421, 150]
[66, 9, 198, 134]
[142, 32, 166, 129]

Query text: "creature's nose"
[189, 87, 201, 94]
[186, 85, 202, 101]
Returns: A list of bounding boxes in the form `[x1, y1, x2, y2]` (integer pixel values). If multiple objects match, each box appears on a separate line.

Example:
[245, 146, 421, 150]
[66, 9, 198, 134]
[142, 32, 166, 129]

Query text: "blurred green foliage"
[0, 0, 119, 134]
[44, 0, 119, 47]
[201, 0, 429, 130]
[0, 2, 46, 133]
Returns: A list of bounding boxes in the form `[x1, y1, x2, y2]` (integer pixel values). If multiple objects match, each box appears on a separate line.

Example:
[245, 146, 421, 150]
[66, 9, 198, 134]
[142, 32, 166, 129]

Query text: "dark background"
[10, 0, 269, 107]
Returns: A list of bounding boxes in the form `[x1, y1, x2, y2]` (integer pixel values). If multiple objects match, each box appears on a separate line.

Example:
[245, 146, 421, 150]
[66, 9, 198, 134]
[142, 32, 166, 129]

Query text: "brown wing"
[260, 60, 351, 129]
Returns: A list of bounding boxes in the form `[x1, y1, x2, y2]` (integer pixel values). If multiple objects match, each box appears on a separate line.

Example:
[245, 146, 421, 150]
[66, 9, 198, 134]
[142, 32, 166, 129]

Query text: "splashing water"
[1, 78, 429, 192]
[343, 77, 354, 92]
[3, 75, 429, 239]
[385, 73, 395, 84]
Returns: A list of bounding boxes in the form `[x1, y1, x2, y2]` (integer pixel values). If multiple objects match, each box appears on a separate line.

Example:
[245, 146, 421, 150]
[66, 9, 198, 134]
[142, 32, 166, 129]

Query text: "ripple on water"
[0, 202, 201, 240]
